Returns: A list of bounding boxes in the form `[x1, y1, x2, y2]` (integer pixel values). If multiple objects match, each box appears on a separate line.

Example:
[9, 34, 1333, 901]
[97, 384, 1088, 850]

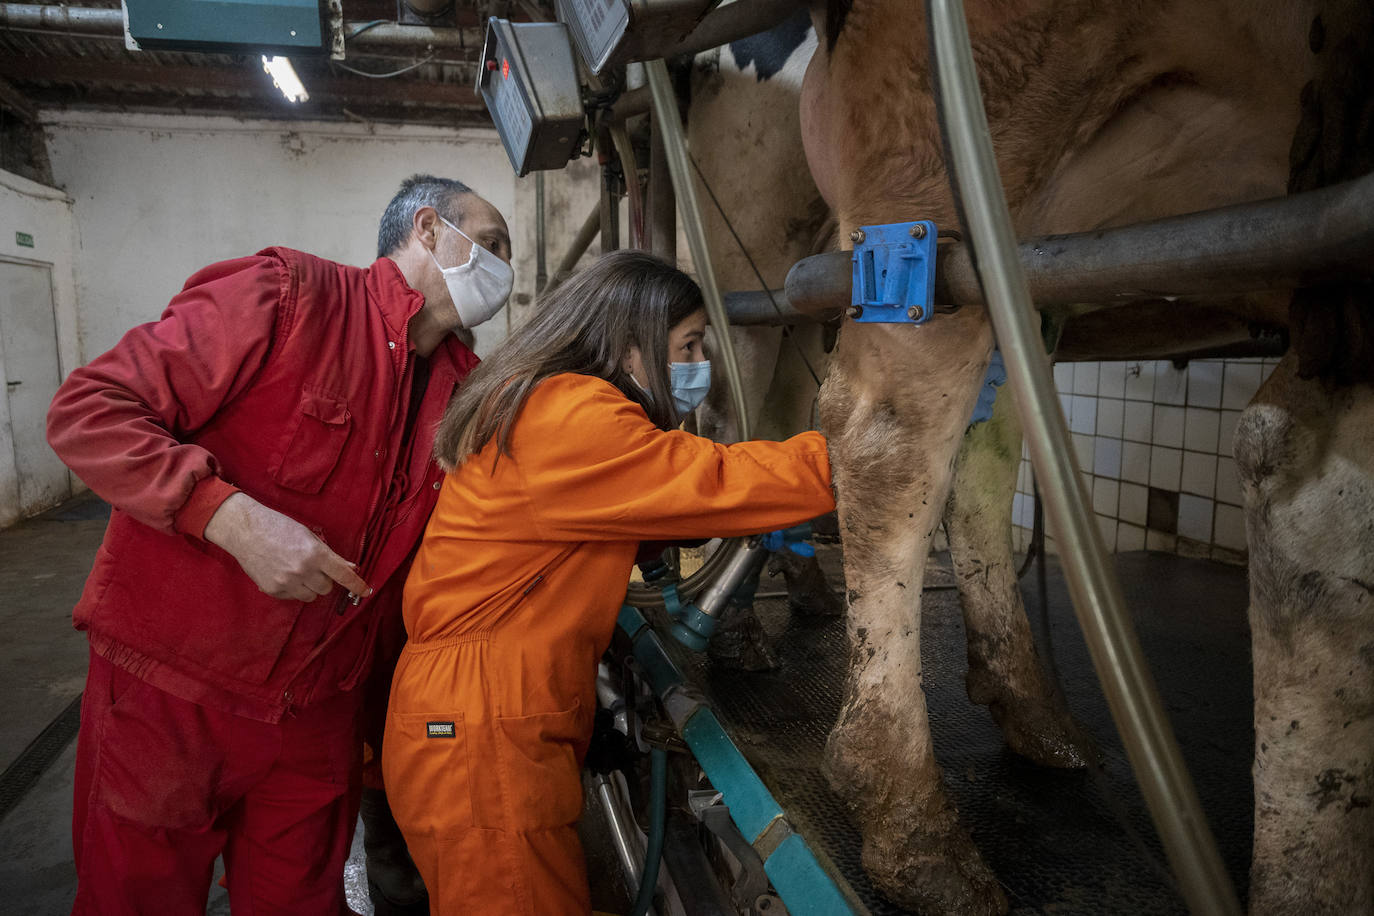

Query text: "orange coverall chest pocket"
[475, 698, 588, 832]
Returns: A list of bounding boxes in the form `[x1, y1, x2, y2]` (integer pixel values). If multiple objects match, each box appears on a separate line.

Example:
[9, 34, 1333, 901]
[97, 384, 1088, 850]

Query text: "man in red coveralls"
[46, 174, 512, 916]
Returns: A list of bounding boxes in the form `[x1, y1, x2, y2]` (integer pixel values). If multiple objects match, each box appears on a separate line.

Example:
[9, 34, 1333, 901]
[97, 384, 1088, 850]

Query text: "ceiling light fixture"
[262, 55, 308, 103]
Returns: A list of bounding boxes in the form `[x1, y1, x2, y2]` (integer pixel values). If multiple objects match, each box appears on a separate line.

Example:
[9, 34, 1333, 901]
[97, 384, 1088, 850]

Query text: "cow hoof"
[862, 823, 1008, 916]
[989, 695, 1097, 769]
[707, 604, 779, 671]
[968, 670, 1097, 769]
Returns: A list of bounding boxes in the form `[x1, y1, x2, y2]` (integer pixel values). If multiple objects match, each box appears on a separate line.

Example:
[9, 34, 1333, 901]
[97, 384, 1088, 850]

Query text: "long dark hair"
[434, 250, 704, 469]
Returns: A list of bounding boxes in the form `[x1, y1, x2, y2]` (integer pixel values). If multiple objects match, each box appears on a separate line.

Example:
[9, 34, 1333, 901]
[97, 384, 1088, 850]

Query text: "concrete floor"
[0, 493, 373, 915]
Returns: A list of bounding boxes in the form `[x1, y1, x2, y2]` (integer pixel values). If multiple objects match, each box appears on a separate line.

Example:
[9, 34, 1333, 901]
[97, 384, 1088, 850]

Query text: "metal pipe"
[926, 3, 1240, 914]
[610, 122, 645, 248]
[941, 172, 1374, 306]
[648, 115, 676, 263]
[535, 172, 548, 294]
[0, 5, 483, 51]
[723, 289, 813, 325]
[597, 774, 648, 890]
[0, 3, 120, 32]
[694, 538, 768, 617]
[547, 203, 603, 293]
[610, 87, 654, 124]
[784, 250, 852, 317]
[645, 58, 751, 437]
[783, 171, 1374, 317]
[654, 0, 807, 60]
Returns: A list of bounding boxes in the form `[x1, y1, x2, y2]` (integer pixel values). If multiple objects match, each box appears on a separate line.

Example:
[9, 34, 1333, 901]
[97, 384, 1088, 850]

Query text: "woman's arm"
[511, 375, 834, 541]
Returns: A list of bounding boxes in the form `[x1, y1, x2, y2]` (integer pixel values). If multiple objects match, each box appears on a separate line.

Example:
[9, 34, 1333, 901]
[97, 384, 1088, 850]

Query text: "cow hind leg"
[944, 384, 1096, 769]
[822, 312, 1007, 915]
[1235, 357, 1374, 914]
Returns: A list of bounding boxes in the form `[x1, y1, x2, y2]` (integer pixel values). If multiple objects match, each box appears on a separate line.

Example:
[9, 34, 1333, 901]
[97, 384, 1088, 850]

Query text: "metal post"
[648, 118, 676, 264]
[535, 172, 548, 294]
[645, 58, 751, 439]
[925, 2, 1240, 913]
[601, 165, 619, 254]
[546, 204, 602, 294]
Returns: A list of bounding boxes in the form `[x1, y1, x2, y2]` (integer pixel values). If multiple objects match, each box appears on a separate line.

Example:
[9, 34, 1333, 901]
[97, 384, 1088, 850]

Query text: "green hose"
[630, 746, 668, 916]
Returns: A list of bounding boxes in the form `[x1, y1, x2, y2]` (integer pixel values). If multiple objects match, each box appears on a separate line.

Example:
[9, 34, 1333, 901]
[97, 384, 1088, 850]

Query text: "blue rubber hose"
[630, 746, 668, 916]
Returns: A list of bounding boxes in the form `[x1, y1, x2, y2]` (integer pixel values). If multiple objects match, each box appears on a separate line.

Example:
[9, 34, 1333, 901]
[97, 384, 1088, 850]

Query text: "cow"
[687, 10, 844, 671]
[800, 1, 1373, 914]
[685, 14, 1098, 788]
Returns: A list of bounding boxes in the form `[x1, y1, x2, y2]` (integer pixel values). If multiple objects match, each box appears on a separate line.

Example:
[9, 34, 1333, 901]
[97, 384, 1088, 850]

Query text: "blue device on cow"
[850, 220, 938, 323]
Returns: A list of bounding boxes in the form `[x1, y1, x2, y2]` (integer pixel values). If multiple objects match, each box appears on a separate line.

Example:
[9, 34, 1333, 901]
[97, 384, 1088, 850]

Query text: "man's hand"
[203, 492, 372, 602]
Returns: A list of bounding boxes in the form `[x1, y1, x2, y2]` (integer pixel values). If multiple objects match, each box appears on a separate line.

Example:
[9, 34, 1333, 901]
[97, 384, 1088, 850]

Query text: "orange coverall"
[383, 372, 834, 914]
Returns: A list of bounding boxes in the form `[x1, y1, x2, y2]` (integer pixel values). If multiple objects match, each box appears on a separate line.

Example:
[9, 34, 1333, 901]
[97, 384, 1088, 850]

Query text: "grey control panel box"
[477, 19, 585, 177]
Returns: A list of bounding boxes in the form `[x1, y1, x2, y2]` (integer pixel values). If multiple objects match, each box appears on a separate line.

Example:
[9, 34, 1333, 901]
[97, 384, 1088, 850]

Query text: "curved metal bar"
[925, 2, 1241, 914]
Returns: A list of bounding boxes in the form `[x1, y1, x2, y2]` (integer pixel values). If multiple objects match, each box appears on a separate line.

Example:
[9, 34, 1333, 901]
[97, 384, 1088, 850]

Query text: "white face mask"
[428, 216, 513, 329]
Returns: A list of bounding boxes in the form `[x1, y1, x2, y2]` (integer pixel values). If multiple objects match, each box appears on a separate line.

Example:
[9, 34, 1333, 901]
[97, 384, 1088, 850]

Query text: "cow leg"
[822, 309, 1007, 915]
[1235, 357, 1374, 915]
[944, 383, 1095, 769]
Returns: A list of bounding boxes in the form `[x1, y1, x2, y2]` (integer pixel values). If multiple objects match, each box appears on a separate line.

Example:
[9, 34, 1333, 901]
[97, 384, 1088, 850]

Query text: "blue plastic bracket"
[661, 584, 684, 621]
[850, 220, 938, 323]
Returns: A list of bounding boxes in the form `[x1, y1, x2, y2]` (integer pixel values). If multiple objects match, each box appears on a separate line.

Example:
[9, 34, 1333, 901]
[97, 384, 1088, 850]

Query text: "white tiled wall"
[1011, 358, 1280, 563]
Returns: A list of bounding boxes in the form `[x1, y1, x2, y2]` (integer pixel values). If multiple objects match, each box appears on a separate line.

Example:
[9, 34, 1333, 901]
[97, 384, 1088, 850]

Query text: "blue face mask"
[670, 360, 711, 415]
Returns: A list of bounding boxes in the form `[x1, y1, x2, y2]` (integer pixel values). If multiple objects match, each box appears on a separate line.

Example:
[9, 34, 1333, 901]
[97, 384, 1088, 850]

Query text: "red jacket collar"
[366, 257, 479, 376]
[366, 256, 426, 340]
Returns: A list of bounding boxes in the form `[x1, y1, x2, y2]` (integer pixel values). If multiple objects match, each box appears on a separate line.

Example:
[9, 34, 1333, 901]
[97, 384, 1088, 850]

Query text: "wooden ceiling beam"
[0, 56, 486, 109]
[15, 88, 492, 128]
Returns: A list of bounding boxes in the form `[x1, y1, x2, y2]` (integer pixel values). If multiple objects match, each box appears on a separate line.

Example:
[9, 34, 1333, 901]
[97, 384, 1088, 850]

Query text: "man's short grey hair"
[377, 174, 474, 258]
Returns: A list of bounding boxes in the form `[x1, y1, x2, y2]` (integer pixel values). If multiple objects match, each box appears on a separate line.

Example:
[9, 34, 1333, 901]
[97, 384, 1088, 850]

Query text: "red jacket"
[47, 248, 478, 723]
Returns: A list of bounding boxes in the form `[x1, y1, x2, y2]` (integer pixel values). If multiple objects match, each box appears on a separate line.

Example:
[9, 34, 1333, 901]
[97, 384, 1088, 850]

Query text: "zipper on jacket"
[340, 334, 410, 613]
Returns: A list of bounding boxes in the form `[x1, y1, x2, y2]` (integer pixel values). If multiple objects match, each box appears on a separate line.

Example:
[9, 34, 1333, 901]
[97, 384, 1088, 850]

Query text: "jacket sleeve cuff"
[173, 475, 240, 540]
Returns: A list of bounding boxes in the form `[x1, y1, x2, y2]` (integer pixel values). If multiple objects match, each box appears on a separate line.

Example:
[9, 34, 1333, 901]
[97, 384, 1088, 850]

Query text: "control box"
[477, 18, 586, 177]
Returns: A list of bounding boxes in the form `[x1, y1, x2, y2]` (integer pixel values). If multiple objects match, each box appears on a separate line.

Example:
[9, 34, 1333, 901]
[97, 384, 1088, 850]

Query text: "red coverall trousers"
[71, 650, 362, 915]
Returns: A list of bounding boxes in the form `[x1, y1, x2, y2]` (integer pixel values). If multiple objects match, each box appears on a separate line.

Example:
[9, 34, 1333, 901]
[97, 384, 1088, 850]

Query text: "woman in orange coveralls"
[383, 250, 834, 914]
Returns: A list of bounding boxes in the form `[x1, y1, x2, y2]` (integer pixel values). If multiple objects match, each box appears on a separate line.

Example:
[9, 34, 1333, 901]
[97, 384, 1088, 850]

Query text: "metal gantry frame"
[519, 2, 1374, 911]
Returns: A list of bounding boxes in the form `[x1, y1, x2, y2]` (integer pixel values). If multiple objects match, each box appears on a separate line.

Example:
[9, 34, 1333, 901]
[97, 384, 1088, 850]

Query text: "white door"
[1, 259, 70, 518]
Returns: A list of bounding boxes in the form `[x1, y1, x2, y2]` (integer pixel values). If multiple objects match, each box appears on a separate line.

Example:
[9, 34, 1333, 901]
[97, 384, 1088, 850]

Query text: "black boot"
[360, 787, 429, 916]
[768, 549, 844, 617]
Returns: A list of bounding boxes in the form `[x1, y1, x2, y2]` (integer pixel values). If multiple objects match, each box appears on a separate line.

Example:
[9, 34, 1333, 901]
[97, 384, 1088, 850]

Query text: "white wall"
[41, 111, 520, 363]
[0, 169, 80, 524]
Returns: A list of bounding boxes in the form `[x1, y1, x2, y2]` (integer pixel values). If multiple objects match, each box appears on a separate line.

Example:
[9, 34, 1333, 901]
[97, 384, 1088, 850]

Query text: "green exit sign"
[15, 232, 33, 248]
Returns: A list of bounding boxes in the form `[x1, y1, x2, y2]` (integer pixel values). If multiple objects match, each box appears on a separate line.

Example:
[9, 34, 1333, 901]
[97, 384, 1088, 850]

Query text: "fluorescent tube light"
[262, 56, 308, 103]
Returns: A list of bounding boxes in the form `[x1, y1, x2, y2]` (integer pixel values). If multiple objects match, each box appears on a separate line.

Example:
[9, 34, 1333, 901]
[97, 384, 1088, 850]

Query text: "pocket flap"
[300, 389, 349, 425]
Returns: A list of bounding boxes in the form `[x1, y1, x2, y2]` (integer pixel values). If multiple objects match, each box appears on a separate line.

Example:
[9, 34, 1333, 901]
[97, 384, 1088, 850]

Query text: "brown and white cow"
[800, 1, 1373, 913]
[685, 12, 1096, 781]
[687, 11, 843, 670]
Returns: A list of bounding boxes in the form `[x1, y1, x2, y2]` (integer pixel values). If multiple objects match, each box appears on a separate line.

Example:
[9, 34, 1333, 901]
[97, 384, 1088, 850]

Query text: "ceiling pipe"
[0, 4, 482, 52]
